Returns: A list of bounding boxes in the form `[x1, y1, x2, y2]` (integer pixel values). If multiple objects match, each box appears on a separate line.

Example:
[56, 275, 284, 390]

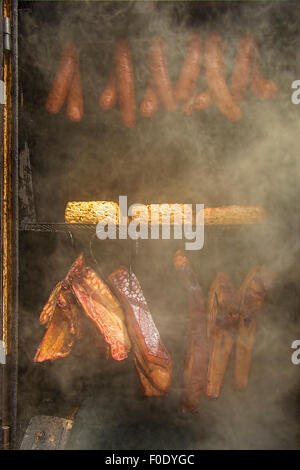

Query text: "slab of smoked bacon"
[109, 266, 172, 396]
[56, 281, 83, 339]
[68, 254, 131, 361]
[34, 301, 76, 363]
[234, 266, 277, 390]
[39, 255, 87, 334]
[34, 279, 83, 362]
[39, 281, 63, 327]
[174, 250, 208, 413]
[206, 272, 240, 398]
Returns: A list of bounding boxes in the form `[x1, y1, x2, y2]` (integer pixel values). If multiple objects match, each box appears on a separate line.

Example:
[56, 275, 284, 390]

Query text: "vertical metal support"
[1, 0, 12, 450]
[10, 0, 18, 450]
[3, 0, 12, 363]
[1, 0, 18, 450]
[0, 0, 5, 452]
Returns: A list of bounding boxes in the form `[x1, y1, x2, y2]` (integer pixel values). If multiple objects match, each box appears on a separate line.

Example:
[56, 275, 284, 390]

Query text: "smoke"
[17, 1, 300, 449]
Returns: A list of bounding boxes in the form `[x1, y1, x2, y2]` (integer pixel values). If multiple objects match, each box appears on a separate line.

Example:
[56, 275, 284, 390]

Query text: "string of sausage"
[184, 33, 277, 116]
[67, 61, 84, 122]
[149, 37, 177, 113]
[99, 68, 117, 111]
[99, 39, 136, 128]
[46, 41, 84, 121]
[232, 33, 278, 102]
[175, 33, 203, 103]
[114, 39, 136, 128]
[205, 33, 243, 122]
[47, 34, 277, 124]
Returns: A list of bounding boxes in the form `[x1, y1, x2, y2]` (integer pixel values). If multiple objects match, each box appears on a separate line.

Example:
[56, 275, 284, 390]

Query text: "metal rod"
[1, 0, 13, 450]
[3, 0, 13, 358]
[10, 0, 19, 449]
[1, 0, 18, 450]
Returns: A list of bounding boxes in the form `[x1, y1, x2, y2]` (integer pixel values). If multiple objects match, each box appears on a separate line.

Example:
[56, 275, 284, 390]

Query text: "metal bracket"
[0, 340, 6, 364]
[3, 17, 11, 52]
[0, 80, 5, 104]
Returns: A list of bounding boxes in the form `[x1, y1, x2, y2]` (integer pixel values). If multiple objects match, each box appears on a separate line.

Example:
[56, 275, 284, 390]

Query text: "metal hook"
[67, 230, 74, 249]
[128, 239, 134, 293]
[128, 239, 140, 293]
[89, 233, 106, 280]
[66, 230, 78, 265]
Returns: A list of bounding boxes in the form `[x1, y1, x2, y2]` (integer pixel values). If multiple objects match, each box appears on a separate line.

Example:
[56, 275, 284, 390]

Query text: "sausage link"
[183, 90, 211, 115]
[205, 33, 242, 122]
[175, 33, 202, 103]
[99, 68, 117, 110]
[149, 37, 177, 113]
[46, 41, 77, 114]
[251, 64, 278, 100]
[182, 93, 196, 116]
[140, 83, 159, 118]
[231, 33, 255, 103]
[114, 39, 136, 128]
[194, 90, 211, 110]
[67, 62, 84, 122]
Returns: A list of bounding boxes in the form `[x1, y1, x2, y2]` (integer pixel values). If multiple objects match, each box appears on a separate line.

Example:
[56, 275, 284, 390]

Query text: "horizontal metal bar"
[20, 222, 97, 233]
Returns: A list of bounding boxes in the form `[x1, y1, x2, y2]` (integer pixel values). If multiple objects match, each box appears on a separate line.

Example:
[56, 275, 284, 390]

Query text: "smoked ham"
[39, 281, 63, 327]
[35, 254, 130, 363]
[206, 273, 240, 398]
[35, 277, 83, 362]
[235, 266, 277, 390]
[109, 266, 172, 396]
[174, 250, 208, 413]
[68, 255, 131, 361]
[34, 307, 75, 363]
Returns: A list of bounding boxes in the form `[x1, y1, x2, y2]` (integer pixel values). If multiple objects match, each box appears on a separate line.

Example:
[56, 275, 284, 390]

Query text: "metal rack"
[20, 222, 97, 233]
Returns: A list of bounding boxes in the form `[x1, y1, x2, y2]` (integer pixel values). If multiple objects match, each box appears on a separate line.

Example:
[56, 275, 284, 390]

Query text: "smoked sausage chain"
[46, 33, 278, 126]
[46, 41, 84, 122]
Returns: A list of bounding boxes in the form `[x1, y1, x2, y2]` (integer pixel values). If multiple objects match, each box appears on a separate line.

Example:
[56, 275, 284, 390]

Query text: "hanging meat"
[68, 254, 131, 361]
[34, 254, 131, 363]
[174, 250, 208, 413]
[109, 266, 172, 396]
[34, 281, 82, 362]
[206, 273, 240, 398]
[234, 266, 277, 390]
